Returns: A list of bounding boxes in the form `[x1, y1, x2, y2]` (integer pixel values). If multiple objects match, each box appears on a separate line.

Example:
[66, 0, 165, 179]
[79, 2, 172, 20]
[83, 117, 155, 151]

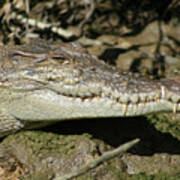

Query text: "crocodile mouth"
[81, 97, 180, 116]
[5, 78, 180, 117]
[51, 86, 180, 117]
[59, 84, 180, 115]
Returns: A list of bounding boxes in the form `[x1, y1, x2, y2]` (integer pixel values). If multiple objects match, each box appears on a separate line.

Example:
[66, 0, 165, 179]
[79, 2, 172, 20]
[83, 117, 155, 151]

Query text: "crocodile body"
[0, 39, 180, 136]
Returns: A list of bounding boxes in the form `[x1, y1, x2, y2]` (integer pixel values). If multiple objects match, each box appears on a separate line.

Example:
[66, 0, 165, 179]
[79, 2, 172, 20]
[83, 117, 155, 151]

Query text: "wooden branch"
[53, 138, 140, 180]
[10, 12, 74, 39]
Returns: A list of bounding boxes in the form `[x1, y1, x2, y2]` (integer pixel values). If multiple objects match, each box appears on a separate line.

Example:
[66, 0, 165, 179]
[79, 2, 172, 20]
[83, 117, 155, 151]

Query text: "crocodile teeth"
[164, 90, 180, 103]
[133, 104, 138, 111]
[130, 94, 139, 104]
[122, 104, 128, 116]
[139, 93, 147, 103]
[120, 94, 129, 104]
[173, 103, 178, 114]
[171, 94, 180, 103]
[161, 86, 166, 99]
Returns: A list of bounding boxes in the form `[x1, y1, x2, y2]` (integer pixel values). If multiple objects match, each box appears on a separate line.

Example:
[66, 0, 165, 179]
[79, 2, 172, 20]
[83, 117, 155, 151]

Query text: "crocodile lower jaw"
[10, 90, 179, 122]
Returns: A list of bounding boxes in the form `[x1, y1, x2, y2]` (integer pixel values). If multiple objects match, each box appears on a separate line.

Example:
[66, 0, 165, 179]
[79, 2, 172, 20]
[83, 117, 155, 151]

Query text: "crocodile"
[0, 39, 180, 137]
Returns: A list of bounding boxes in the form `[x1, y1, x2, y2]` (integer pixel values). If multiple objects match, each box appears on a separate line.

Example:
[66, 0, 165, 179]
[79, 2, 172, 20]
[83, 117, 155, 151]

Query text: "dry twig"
[53, 138, 140, 180]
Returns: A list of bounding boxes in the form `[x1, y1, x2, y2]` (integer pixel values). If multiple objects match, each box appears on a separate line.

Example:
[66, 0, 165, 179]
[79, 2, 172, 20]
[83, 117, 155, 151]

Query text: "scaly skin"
[0, 39, 180, 136]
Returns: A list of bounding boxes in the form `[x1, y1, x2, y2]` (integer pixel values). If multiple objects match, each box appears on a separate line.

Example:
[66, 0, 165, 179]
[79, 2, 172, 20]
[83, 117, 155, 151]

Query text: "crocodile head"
[0, 40, 180, 119]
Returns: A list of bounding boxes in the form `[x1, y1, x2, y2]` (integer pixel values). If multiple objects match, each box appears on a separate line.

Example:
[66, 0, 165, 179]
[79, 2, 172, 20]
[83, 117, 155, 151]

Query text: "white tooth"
[103, 87, 111, 97]
[153, 91, 161, 101]
[173, 103, 178, 114]
[139, 93, 147, 102]
[142, 102, 146, 108]
[130, 94, 139, 104]
[161, 86, 166, 99]
[112, 89, 120, 99]
[101, 92, 106, 98]
[133, 104, 138, 111]
[155, 91, 161, 98]
[166, 92, 172, 101]
[120, 94, 129, 103]
[122, 104, 128, 116]
[155, 98, 160, 102]
[171, 95, 179, 103]
[148, 92, 155, 101]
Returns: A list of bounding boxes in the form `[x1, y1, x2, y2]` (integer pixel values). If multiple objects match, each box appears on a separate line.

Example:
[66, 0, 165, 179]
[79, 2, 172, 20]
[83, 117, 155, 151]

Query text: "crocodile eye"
[52, 56, 66, 60]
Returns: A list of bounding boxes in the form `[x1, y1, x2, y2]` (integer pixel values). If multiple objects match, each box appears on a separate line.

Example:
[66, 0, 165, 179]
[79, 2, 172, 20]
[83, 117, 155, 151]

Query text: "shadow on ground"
[42, 116, 180, 156]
